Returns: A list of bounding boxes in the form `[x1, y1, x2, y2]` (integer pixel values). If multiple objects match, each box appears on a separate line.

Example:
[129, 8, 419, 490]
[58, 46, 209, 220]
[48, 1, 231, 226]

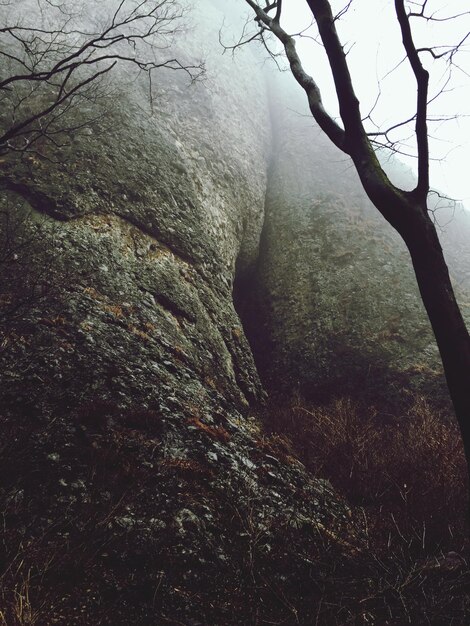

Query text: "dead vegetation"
[259, 392, 470, 623]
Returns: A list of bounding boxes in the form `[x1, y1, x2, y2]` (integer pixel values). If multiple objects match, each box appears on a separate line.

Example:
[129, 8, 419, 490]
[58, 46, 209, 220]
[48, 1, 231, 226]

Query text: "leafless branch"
[239, 0, 468, 205]
[334, 0, 354, 23]
[395, 0, 429, 198]
[0, 0, 205, 155]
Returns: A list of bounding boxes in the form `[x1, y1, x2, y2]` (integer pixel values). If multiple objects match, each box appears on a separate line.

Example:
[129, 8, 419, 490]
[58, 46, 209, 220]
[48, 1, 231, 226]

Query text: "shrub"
[261, 393, 468, 552]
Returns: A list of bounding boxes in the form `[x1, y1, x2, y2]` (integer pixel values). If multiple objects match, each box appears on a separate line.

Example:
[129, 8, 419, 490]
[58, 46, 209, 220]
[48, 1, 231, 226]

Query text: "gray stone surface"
[0, 3, 353, 622]
[0, 0, 272, 410]
[238, 73, 470, 403]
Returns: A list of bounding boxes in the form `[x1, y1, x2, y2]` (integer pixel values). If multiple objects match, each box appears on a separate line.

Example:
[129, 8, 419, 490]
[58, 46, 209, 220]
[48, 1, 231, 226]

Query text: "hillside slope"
[1, 1, 470, 623]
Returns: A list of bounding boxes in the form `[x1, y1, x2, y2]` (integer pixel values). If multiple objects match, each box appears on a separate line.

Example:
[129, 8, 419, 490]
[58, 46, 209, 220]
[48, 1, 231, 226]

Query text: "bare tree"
[237, 0, 470, 495]
[0, 0, 204, 156]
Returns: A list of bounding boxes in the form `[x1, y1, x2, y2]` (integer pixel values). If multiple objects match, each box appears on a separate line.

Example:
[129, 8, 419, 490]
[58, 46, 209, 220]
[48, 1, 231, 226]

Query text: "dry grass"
[263, 394, 468, 547]
[258, 392, 470, 623]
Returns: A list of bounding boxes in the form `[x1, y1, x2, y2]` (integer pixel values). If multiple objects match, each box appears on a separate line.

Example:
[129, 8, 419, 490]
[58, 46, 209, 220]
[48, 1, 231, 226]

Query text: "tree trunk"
[355, 164, 470, 497]
[401, 209, 470, 491]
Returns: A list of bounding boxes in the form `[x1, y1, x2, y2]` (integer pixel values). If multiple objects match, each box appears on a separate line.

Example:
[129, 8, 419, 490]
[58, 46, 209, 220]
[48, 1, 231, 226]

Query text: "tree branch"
[0, 0, 205, 155]
[244, 0, 346, 151]
[395, 0, 429, 199]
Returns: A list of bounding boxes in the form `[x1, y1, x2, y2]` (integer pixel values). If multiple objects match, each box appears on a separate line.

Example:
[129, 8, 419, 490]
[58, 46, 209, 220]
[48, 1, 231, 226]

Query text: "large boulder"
[236, 73, 470, 406]
[0, 2, 356, 623]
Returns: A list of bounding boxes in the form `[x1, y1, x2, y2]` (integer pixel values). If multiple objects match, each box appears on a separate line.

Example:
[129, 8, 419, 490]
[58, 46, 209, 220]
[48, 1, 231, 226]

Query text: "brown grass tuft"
[262, 393, 468, 548]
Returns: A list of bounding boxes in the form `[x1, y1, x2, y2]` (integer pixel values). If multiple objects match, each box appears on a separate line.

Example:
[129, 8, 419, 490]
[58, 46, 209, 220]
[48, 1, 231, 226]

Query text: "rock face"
[236, 74, 470, 405]
[1, 1, 470, 623]
[0, 2, 352, 624]
[1, 0, 271, 411]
